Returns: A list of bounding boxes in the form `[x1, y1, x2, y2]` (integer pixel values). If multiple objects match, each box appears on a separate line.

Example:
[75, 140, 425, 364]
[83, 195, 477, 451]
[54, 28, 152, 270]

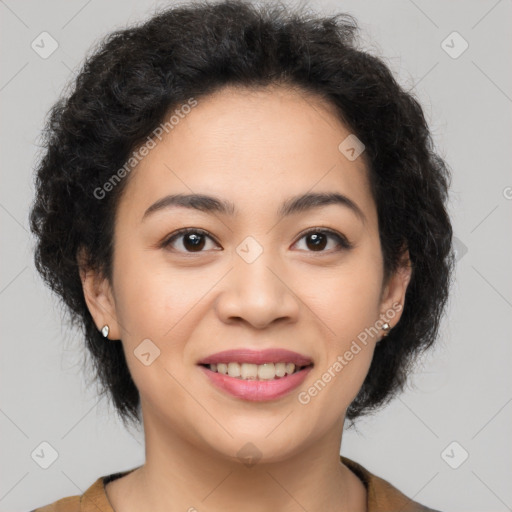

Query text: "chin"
[203, 432, 307, 467]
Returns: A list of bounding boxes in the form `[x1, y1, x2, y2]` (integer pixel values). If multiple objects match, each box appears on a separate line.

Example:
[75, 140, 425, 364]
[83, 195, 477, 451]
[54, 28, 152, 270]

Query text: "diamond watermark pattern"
[31, 441, 59, 469]
[236, 442, 262, 468]
[134, 338, 161, 366]
[31, 31, 59, 59]
[236, 236, 263, 264]
[441, 32, 469, 59]
[338, 134, 365, 161]
[453, 236, 469, 262]
[441, 441, 469, 469]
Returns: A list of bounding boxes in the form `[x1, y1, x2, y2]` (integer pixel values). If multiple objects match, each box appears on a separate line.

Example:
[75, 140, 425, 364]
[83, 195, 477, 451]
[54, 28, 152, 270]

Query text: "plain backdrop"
[1, 1, 511, 511]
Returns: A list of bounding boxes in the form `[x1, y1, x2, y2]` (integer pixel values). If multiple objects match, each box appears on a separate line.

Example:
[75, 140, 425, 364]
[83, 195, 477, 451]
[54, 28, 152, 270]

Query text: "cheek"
[113, 243, 215, 338]
[111, 253, 222, 405]
[294, 251, 382, 407]
[111, 256, 206, 419]
[297, 258, 383, 339]
[299, 326, 377, 425]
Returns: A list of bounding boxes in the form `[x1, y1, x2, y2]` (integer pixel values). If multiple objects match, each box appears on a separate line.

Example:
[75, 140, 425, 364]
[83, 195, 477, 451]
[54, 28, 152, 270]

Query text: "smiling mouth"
[199, 362, 314, 381]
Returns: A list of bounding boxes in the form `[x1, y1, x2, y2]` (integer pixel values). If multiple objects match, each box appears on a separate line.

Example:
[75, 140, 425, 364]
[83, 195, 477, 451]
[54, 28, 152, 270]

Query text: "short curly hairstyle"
[29, 0, 454, 429]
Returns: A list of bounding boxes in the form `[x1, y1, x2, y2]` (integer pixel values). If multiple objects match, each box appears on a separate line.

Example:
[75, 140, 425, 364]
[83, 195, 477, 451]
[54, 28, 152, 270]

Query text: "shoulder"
[29, 467, 139, 512]
[28, 475, 106, 512]
[340, 455, 443, 512]
[29, 494, 81, 512]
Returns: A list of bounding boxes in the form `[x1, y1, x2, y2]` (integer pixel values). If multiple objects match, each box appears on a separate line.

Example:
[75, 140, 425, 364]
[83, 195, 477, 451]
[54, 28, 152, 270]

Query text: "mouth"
[199, 361, 313, 381]
[197, 348, 314, 401]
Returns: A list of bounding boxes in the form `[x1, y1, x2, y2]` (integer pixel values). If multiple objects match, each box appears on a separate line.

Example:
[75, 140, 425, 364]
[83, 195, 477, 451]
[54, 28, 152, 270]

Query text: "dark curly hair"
[29, 0, 454, 429]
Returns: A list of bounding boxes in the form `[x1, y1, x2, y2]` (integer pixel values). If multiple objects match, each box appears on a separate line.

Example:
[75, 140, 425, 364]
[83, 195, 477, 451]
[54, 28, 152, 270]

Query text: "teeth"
[241, 363, 258, 380]
[258, 363, 275, 380]
[227, 362, 241, 378]
[208, 362, 302, 380]
[275, 362, 286, 377]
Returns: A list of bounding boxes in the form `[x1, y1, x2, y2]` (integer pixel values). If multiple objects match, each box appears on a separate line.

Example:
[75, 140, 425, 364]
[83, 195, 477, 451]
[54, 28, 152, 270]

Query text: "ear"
[377, 247, 412, 340]
[77, 248, 121, 340]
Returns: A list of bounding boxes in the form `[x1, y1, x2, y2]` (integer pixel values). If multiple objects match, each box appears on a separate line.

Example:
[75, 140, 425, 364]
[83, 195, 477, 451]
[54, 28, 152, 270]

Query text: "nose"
[214, 252, 300, 330]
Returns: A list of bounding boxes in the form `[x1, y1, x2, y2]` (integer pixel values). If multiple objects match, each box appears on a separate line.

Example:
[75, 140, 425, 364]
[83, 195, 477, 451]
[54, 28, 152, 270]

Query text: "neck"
[116, 408, 367, 512]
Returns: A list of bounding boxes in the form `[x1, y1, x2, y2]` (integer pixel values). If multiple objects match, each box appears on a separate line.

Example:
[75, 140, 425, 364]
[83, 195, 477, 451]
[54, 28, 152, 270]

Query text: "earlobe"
[377, 249, 412, 340]
[78, 254, 120, 340]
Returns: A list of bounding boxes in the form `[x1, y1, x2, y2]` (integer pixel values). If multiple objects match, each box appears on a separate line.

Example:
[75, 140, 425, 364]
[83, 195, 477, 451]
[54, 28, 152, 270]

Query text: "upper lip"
[197, 349, 313, 367]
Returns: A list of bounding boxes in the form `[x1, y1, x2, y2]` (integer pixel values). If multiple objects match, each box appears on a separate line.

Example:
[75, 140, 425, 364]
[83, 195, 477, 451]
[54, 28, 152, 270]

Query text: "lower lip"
[199, 365, 313, 401]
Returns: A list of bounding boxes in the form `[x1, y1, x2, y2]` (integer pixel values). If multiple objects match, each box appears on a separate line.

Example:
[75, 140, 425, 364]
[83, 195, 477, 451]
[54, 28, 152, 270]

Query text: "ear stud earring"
[101, 325, 110, 338]
[381, 322, 391, 337]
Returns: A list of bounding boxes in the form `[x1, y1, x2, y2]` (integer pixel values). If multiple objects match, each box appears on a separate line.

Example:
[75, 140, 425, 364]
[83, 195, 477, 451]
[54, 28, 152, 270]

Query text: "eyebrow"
[142, 192, 366, 224]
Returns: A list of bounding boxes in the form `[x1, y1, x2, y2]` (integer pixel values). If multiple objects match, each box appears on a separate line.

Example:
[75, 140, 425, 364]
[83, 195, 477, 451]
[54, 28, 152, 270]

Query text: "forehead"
[117, 85, 376, 226]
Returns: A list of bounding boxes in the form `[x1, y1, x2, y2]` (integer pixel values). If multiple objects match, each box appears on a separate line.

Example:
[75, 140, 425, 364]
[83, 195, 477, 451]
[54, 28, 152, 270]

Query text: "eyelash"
[160, 227, 353, 254]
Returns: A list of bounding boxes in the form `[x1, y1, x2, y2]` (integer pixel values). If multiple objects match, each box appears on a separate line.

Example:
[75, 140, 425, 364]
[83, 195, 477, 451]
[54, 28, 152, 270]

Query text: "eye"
[293, 228, 352, 253]
[161, 228, 220, 253]
[161, 227, 352, 254]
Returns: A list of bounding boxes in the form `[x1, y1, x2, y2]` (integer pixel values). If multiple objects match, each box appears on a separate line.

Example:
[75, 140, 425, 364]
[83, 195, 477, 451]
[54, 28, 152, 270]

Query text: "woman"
[29, 0, 454, 510]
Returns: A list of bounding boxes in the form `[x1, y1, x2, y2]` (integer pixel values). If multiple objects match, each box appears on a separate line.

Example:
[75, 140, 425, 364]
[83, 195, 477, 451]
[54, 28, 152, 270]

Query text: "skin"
[80, 84, 411, 512]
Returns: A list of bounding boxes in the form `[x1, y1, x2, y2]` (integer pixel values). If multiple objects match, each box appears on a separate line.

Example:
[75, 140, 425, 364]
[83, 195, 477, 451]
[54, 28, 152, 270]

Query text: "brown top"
[31, 456, 441, 512]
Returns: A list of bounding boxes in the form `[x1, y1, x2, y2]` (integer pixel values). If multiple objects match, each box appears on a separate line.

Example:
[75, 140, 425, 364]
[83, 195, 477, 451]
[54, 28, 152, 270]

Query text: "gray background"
[1, 0, 511, 511]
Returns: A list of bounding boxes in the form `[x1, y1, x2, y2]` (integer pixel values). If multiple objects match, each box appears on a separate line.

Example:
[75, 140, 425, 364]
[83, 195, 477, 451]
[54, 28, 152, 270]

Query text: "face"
[81, 85, 411, 464]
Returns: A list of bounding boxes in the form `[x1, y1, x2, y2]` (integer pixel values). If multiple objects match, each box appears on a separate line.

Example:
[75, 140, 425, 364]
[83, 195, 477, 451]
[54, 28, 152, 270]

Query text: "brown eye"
[162, 229, 219, 253]
[304, 232, 328, 251]
[294, 228, 352, 253]
[181, 232, 206, 251]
